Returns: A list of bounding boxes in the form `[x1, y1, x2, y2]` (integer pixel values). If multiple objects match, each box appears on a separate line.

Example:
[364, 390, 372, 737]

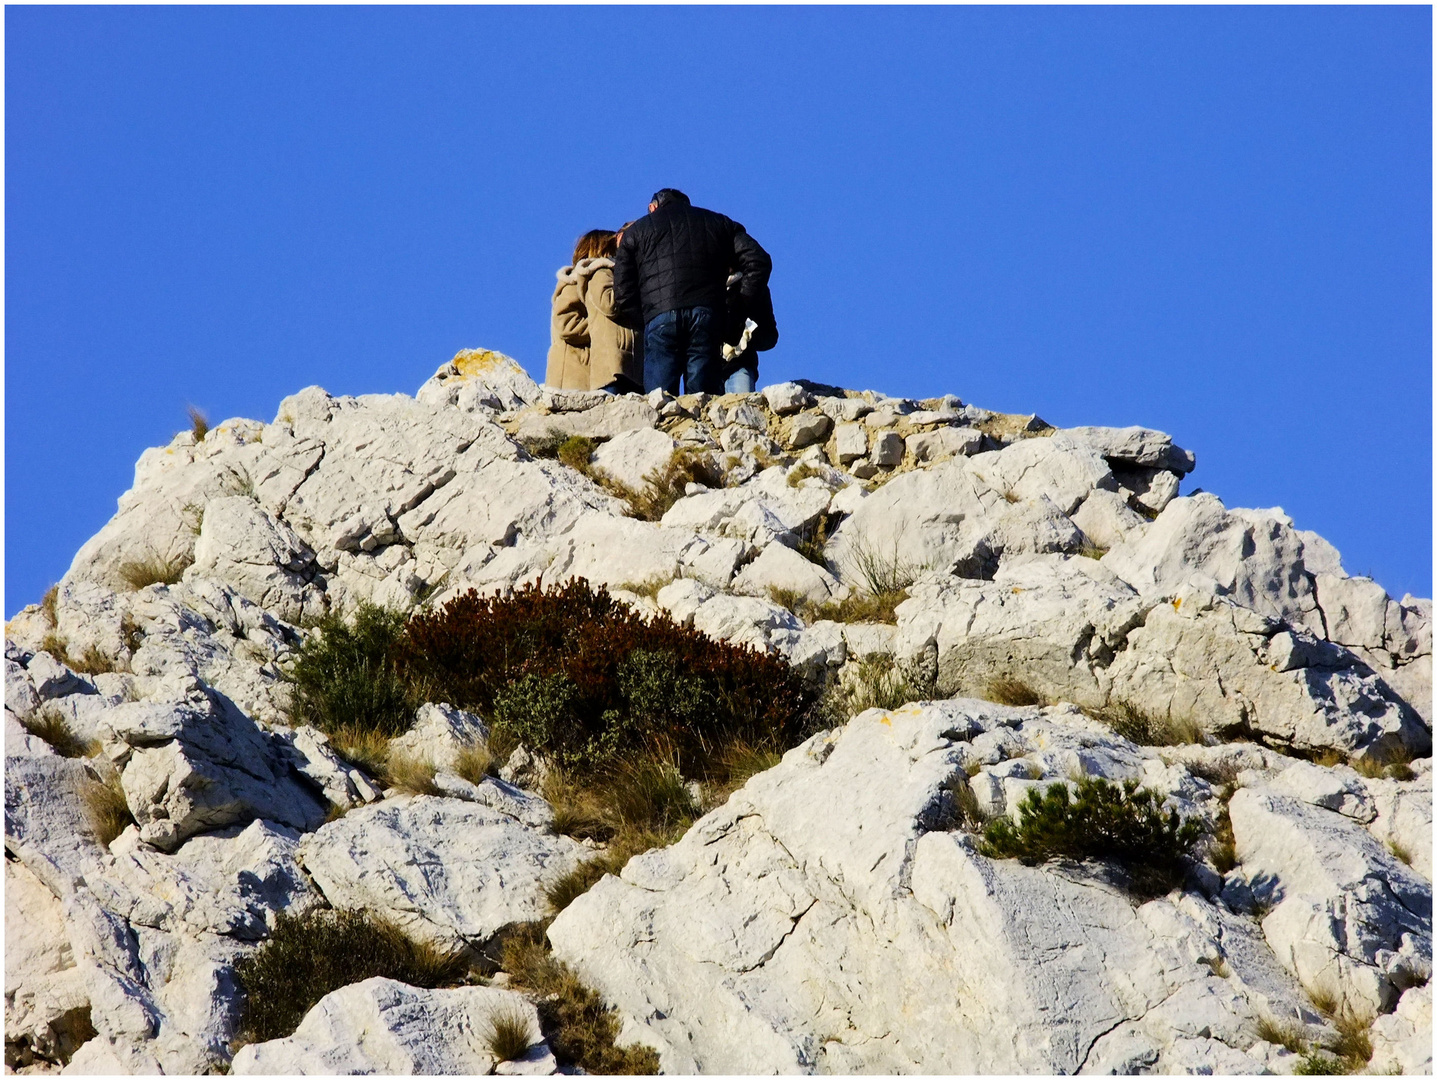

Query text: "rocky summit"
[5, 347, 1431, 1075]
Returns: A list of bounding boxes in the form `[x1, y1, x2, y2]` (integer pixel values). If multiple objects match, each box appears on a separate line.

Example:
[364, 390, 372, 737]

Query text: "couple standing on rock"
[545, 188, 777, 396]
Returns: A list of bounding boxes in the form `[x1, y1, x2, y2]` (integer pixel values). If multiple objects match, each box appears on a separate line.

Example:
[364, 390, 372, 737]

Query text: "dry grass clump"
[483, 1004, 538, 1063]
[186, 406, 210, 442]
[234, 909, 468, 1044]
[1386, 838, 1414, 866]
[23, 710, 99, 759]
[83, 772, 135, 847]
[786, 461, 826, 488]
[1208, 788, 1238, 875]
[1352, 748, 1416, 782]
[834, 653, 930, 716]
[1255, 1015, 1308, 1055]
[1091, 700, 1204, 747]
[384, 753, 441, 796]
[324, 724, 392, 779]
[542, 757, 700, 914]
[616, 575, 674, 601]
[1290, 997, 1375, 1074]
[500, 923, 659, 1074]
[39, 584, 59, 625]
[452, 743, 495, 785]
[811, 589, 908, 625]
[622, 447, 721, 522]
[518, 432, 568, 460]
[985, 677, 1047, 708]
[118, 552, 192, 591]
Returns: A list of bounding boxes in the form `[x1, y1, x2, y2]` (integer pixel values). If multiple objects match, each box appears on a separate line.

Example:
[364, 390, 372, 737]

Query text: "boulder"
[416, 348, 544, 412]
[783, 411, 831, 450]
[189, 496, 326, 624]
[1229, 786, 1432, 1016]
[906, 426, 983, 463]
[833, 422, 867, 463]
[588, 427, 677, 492]
[387, 702, 490, 773]
[5, 858, 93, 1068]
[548, 701, 1311, 1074]
[1055, 425, 1196, 474]
[231, 977, 547, 1075]
[731, 542, 845, 609]
[1367, 982, 1432, 1075]
[762, 382, 813, 415]
[297, 796, 591, 952]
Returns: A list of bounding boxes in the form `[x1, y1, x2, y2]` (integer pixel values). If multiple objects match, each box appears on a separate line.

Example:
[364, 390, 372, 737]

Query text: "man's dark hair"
[650, 188, 690, 209]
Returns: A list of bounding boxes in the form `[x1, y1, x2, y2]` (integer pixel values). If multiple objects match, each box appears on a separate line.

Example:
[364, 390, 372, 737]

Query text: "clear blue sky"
[6, 5, 1431, 617]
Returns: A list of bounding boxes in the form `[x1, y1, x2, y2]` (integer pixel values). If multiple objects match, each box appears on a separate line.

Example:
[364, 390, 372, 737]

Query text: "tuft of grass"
[767, 586, 811, 617]
[812, 589, 908, 625]
[1256, 1015, 1308, 1055]
[118, 553, 192, 591]
[500, 923, 659, 1074]
[622, 448, 721, 522]
[792, 514, 836, 569]
[187, 406, 210, 442]
[617, 575, 674, 601]
[985, 678, 1047, 708]
[787, 462, 825, 488]
[234, 909, 468, 1044]
[519, 432, 568, 460]
[1312, 749, 1346, 769]
[838, 653, 930, 716]
[980, 777, 1205, 898]
[384, 753, 441, 796]
[40, 632, 71, 664]
[452, 742, 495, 785]
[23, 710, 99, 759]
[1353, 748, 1415, 782]
[845, 534, 922, 598]
[83, 772, 135, 847]
[40, 584, 59, 626]
[1091, 700, 1203, 747]
[483, 1004, 538, 1063]
[1386, 838, 1413, 866]
[324, 724, 392, 780]
[68, 645, 118, 676]
[1209, 795, 1238, 875]
[557, 435, 598, 476]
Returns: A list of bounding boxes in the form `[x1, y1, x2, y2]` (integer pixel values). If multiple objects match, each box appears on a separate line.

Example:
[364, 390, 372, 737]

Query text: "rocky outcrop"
[6, 348, 1430, 1073]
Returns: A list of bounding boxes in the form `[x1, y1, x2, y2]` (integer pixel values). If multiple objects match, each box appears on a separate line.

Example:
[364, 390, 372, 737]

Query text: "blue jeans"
[722, 357, 758, 394]
[644, 307, 722, 395]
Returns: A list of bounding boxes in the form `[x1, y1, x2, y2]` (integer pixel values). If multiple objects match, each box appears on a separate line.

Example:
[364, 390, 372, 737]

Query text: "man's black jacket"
[613, 201, 771, 330]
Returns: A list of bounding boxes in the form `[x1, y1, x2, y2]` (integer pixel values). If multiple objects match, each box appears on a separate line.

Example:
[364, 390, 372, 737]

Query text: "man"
[613, 188, 772, 395]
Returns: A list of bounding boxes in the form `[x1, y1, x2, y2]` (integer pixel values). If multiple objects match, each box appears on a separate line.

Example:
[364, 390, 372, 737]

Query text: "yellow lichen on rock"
[453, 349, 514, 377]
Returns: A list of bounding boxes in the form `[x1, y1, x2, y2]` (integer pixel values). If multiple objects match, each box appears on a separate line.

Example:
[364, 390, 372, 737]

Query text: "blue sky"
[6, 5, 1432, 615]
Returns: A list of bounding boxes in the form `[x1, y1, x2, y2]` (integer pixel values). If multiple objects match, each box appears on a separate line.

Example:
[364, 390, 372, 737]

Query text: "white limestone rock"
[731, 542, 846, 608]
[832, 421, 867, 463]
[108, 698, 327, 852]
[1070, 488, 1149, 550]
[762, 382, 813, 415]
[690, 593, 804, 655]
[868, 430, 905, 466]
[1229, 785, 1432, 1016]
[297, 796, 590, 952]
[1362, 767, 1433, 880]
[1102, 494, 1328, 638]
[906, 425, 983, 462]
[1055, 425, 1196, 474]
[1367, 982, 1433, 1075]
[231, 977, 546, 1075]
[540, 513, 695, 595]
[189, 495, 326, 624]
[965, 436, 1115, 516]
[5, 858, 92, 1069]
[416, 348, 543, 412]
[387, 702, 490, 773]
[548, 700, 1311, 1074]
[588, 426, 677, 492]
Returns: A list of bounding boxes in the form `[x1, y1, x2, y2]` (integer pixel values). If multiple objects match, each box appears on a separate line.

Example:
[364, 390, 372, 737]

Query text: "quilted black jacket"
[612, 202, 771, 329]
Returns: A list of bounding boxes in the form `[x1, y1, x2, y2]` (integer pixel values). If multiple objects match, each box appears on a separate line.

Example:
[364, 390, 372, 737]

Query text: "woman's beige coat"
[544, 258, 641, 391]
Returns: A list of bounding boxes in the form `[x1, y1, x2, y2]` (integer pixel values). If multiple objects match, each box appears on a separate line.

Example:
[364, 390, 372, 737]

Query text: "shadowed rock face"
[5, 349, 1431, 1074]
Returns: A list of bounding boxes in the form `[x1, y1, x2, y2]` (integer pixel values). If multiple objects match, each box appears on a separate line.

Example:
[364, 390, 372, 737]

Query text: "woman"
[545, 230, 642, 392]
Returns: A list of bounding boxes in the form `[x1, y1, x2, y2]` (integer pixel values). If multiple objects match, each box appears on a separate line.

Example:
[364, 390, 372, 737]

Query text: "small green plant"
[483, 1004, 538, 1063]
[234, 909, 467, 1044]
[500, 923, 659, 1074]
[1386, 838, 1413, 866]
[556, 435, 598, 476]
[23, 710, 98, 759]
[985, 678, 1046, 708]
[39, 584, 59, 626]
[187, 406, 210, 442]
[840, 653, 929, 715]
[285, 603, 417, 740]
[786, 461, 826, 488]
[767, 586, 811, 617]
[845, 534, 921, 597]
[812, 589, 909, 625]
[452, 743, 495, 785]
[83, 772, 135, 847]
[1353, 748, 1415, 782]
[1091, 700, 1203, 747]
[118, 553, 192, 591]
[617, 575, 674, 601]
[980, 777, 1205, 897]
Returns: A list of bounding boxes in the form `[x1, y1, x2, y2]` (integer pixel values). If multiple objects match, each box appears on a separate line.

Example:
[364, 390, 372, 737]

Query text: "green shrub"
[980, 778, 1204, 897]
[557, 436, 598, 475]
[400, 581, 813, 775]
[285, 604, 417, 739]
[235, 909, 467, 1043]
[500, 923, 659, 1074]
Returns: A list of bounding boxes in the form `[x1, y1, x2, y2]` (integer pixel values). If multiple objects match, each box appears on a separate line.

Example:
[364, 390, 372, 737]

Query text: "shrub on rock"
[401, 580, 814, 774]
[980, 777, 1204, 897]
[235, 909, 468, 1043]
[285, 604, 416, 739]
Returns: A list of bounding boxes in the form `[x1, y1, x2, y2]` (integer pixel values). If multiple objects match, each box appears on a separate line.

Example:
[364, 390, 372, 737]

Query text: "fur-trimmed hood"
[556, 256, 615, 284]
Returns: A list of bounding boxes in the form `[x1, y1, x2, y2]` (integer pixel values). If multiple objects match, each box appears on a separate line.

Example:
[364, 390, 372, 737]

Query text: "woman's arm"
[553, 279, 590, 346]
